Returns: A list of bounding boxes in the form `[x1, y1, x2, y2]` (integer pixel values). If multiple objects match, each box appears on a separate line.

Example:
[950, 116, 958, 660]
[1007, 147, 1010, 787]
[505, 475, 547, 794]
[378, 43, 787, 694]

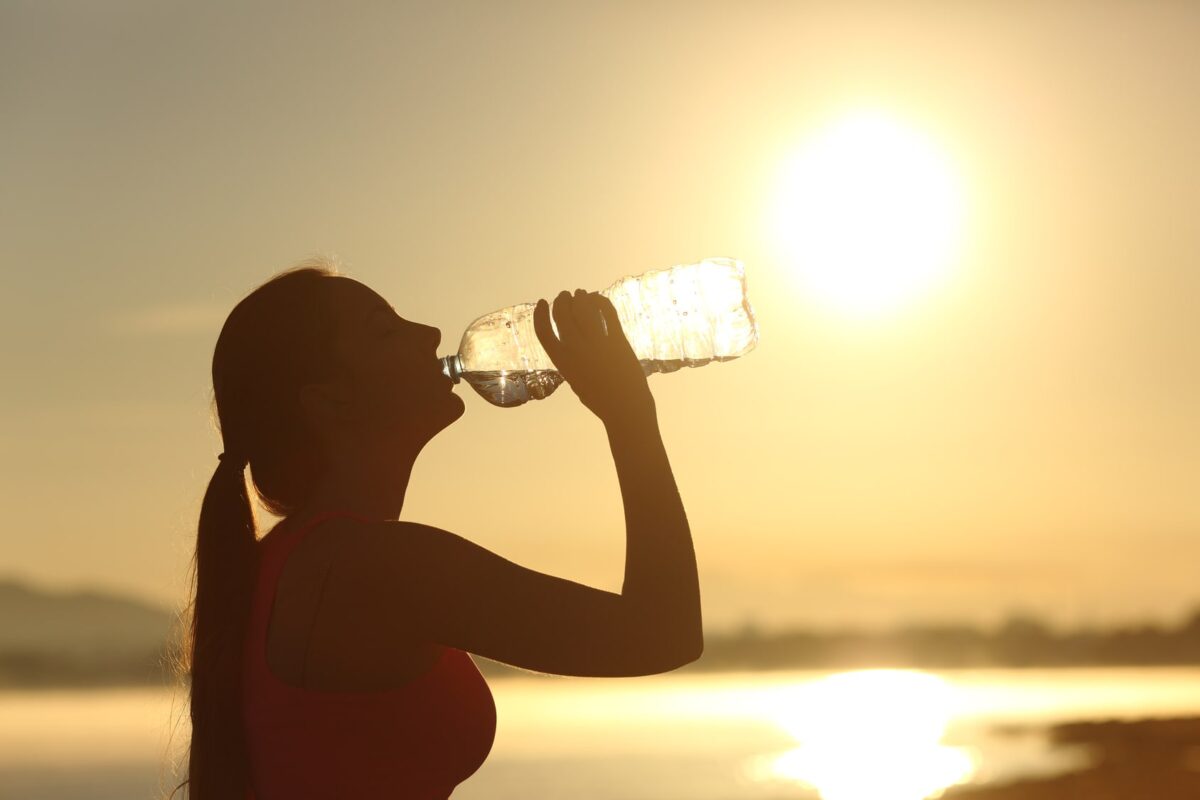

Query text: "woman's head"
[212, 259, 462, 514]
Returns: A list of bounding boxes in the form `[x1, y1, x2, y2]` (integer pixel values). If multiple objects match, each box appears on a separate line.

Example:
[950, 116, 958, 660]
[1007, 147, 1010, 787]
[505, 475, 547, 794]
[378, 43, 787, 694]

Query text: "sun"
[770, 108, 967, 319]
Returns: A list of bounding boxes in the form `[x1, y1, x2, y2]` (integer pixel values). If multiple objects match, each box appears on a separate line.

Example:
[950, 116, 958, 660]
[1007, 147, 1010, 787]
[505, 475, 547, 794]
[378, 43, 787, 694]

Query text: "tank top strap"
[250, 508, 376, 688]
[262, 508, 374, 551]
[285, 508, 376, 537]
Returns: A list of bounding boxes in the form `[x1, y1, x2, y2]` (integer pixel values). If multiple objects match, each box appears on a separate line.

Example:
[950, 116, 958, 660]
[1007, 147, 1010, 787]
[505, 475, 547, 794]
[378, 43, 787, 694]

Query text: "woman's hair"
[168, 257, 346, 799]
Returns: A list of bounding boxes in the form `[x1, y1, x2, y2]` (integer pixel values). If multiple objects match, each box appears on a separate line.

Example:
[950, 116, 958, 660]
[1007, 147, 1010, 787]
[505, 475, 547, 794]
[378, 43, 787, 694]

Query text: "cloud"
[107, 301, 228, 336]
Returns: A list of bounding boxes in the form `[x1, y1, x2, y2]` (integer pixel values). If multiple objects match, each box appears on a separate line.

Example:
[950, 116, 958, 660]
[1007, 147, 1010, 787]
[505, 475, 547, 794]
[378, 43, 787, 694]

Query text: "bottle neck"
[441, 354, 463, 383]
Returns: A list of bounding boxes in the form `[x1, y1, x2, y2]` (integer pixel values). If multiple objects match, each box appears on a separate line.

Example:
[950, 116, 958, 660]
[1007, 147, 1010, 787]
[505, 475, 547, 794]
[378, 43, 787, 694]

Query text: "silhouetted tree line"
[685, 609, 1200, 671]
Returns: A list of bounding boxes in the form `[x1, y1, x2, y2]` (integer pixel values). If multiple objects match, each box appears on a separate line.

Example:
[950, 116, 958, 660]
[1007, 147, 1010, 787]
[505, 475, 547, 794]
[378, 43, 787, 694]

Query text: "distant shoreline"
[6, 656, 1200, 691]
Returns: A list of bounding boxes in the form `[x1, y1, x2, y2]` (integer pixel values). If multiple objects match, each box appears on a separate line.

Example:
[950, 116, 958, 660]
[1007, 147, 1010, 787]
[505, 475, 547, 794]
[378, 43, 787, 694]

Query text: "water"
[462, 357, 738, 407]
[461, 369, 565, 407]
[4, 667, 1200, 800]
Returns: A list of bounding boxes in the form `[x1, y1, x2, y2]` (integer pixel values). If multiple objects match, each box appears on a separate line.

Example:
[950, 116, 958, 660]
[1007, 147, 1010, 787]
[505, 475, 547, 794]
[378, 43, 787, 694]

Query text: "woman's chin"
[378, 390, 464, 445]
[439, 390, 467, 425]
[447, 392, 466, 418]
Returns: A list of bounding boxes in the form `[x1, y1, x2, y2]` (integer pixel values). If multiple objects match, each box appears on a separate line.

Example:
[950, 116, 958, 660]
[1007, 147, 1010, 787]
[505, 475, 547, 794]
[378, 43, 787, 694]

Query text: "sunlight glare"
[770, 108, 967, 319]
[753, 670, 975, 800]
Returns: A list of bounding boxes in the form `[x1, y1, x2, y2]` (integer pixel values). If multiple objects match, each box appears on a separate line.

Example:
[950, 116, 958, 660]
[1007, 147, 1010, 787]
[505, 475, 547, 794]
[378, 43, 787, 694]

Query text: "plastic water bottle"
[440, 256, 759, 408]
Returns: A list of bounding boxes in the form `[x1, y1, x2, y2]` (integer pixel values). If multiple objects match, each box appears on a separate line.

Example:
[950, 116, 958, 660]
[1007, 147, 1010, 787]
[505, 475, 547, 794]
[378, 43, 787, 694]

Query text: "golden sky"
[2, 1, 1196, 631]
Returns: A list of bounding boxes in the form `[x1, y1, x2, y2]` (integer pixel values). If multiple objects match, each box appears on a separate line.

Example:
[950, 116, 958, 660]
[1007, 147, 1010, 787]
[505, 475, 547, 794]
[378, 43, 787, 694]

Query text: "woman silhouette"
[176, 260, 703, 799]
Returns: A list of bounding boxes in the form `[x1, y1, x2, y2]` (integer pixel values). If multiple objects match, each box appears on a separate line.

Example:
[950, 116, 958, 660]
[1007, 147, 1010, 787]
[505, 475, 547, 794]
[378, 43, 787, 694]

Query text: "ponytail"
[183, 456, 259, 798]
[167, 259, 342, 799]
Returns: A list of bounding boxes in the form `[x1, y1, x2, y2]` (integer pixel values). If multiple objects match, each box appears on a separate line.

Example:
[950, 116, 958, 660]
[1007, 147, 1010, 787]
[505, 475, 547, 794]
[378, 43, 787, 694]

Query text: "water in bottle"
[440, 256, 759, 407]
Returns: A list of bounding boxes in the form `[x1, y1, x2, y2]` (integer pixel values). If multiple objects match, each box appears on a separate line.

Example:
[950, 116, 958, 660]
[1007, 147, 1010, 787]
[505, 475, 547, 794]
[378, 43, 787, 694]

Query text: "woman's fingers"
[539, 289, 634, 371]
[572, 289, 608, 340]
[533, 298, 564, 368]
[551, 290, 581, 346]
[595, 295, 633, 354]
[534, 288, 653, 422]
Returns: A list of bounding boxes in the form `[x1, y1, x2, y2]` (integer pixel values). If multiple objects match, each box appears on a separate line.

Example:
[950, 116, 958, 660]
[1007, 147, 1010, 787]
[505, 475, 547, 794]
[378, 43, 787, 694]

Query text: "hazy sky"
[3, 1, 1197, 631]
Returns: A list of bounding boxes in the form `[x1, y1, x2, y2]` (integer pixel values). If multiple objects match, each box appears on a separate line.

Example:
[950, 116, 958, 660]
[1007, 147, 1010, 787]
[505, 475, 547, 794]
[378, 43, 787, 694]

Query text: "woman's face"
[314, 277, 464, 450]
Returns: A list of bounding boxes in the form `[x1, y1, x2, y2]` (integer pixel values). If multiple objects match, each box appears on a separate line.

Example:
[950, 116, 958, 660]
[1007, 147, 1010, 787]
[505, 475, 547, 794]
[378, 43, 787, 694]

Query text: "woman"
[175, 259, 703, 799]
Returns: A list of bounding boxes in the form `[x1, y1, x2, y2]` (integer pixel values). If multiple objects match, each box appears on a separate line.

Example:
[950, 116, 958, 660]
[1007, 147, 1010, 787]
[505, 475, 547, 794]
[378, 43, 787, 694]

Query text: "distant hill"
[0, 575, 179, 687]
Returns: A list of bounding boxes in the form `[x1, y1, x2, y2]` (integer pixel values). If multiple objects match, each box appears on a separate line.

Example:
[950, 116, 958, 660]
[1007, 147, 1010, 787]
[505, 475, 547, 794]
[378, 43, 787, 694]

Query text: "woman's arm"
[332, 290, 703, 677]
[605, 406, 703, 662]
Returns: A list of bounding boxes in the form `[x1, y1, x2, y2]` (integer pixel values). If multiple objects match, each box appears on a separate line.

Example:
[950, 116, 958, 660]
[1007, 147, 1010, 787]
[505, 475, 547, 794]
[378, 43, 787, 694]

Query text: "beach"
[949, 717, 1200, 799]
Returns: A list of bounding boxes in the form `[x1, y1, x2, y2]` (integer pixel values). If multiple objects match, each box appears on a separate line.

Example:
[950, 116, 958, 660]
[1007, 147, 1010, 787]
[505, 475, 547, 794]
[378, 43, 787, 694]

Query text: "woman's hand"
[533, 289, 656, 427]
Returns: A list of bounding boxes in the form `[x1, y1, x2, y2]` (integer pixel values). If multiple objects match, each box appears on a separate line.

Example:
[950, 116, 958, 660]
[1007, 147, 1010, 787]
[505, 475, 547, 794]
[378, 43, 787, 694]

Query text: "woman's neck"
[295, 451, 416, 523]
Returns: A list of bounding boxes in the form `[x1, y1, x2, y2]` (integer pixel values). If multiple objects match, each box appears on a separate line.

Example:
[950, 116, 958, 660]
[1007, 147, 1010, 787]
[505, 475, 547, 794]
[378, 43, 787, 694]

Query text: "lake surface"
[4, 666, 1200, 800]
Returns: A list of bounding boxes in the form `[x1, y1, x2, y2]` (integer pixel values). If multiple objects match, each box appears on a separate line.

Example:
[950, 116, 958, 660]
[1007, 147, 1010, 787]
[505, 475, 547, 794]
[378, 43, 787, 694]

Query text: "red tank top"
[241, 510, 497, 799]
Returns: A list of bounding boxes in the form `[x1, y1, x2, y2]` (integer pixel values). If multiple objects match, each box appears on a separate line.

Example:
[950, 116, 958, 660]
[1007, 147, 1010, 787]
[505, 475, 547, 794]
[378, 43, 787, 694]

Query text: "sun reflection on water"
[751, 670, 975, 800]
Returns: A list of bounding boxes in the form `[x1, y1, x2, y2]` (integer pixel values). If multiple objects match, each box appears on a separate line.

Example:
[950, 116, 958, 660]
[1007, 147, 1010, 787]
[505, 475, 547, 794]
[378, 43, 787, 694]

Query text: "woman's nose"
[427, 325, 441, 351]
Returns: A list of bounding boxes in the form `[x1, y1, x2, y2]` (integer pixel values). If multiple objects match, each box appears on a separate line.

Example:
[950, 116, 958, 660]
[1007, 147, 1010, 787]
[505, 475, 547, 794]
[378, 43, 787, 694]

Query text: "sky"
[2, 0, 1197, 632]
